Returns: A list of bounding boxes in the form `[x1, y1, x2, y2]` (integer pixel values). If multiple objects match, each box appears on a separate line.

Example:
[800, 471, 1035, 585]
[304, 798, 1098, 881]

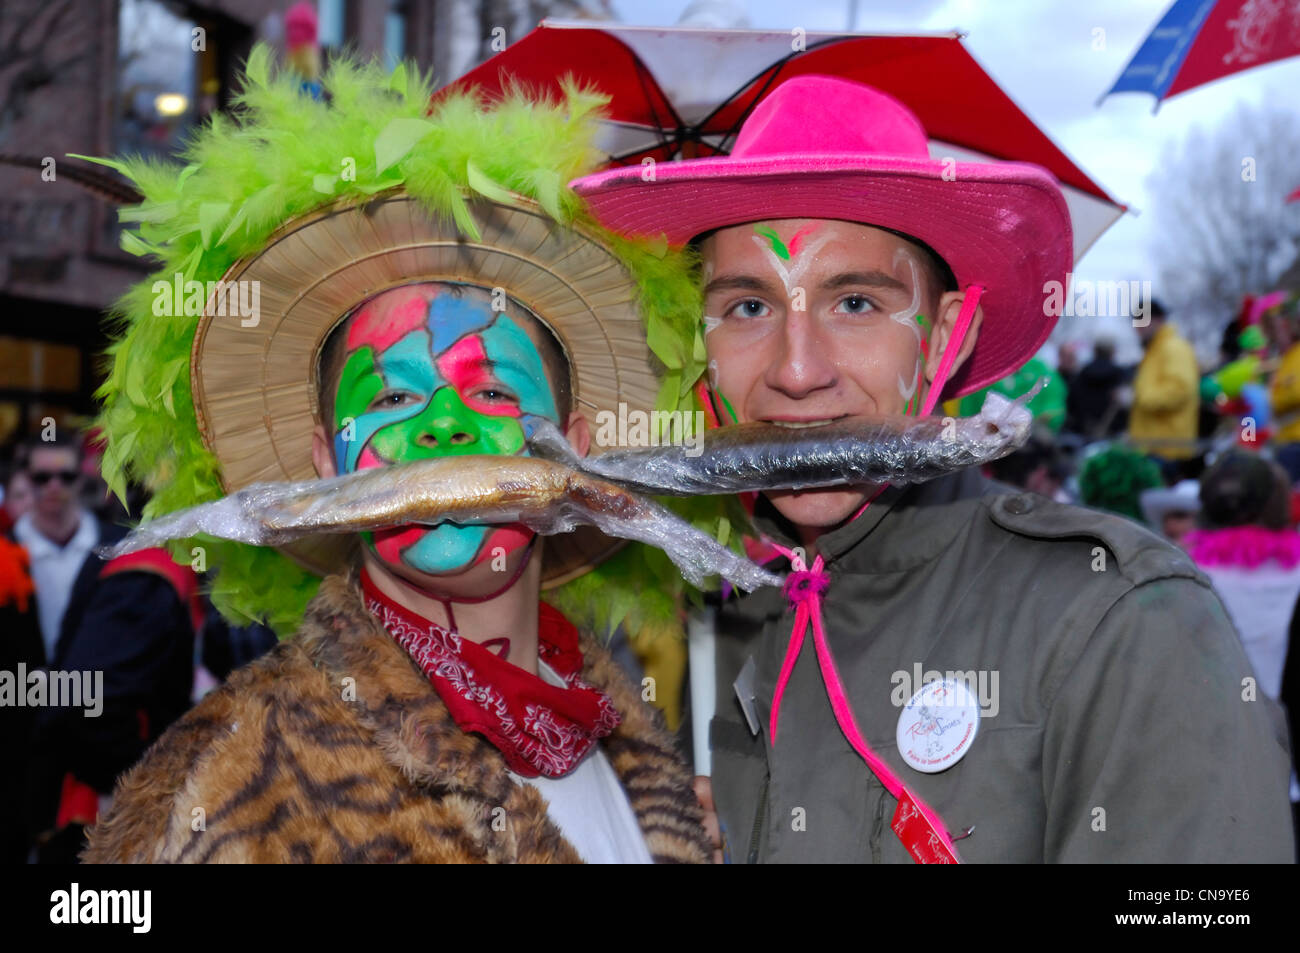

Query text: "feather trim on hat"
[92, 44, 728, 636]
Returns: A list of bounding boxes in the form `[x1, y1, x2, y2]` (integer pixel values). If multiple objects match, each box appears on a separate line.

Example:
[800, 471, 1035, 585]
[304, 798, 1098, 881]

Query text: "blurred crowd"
[967, 289, 1300, 825]
[1, 433, 277, 863]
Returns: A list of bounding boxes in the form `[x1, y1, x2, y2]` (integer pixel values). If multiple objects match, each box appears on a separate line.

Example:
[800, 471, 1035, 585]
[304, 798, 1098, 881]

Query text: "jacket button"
[1005, 494, 1033, 515]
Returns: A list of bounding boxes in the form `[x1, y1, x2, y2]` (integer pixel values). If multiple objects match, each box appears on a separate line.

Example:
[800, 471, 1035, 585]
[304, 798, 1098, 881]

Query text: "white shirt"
[1200, 561, 1300, 803]
[1201, 562, 1300, 700]
[509, 661, 653, 864]
[13, 511, 99, 662]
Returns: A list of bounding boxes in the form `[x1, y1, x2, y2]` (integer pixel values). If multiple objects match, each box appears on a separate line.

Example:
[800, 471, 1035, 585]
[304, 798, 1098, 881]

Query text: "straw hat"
[94, 49, 708, 631]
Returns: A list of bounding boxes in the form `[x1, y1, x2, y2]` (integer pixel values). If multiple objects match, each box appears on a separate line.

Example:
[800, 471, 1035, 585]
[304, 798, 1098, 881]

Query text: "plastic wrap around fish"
[526, 391, 1034, 496]
[99, 456, 781, 592]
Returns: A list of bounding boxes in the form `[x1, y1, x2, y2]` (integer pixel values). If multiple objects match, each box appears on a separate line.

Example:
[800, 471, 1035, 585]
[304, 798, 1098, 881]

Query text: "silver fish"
[527, 390, 1033, 496]
[100, 455, 781, 592]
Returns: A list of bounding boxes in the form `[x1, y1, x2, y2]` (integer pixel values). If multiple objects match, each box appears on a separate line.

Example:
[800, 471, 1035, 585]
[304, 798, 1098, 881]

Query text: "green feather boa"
[92, 45, 735, 637]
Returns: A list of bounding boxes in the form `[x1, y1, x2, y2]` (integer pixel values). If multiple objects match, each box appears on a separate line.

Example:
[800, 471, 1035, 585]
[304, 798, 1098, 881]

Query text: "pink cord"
[920, 286, 983, 418]
[768, 544, 961, 861]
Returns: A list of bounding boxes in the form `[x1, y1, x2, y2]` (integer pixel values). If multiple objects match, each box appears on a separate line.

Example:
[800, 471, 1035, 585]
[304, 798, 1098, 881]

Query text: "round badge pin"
[896, 678, 980, 774]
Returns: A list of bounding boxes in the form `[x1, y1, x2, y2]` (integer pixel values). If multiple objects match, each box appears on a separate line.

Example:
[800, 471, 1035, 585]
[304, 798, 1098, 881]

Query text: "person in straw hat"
[573, 75, 1294, 862]
[81, 49, 713, 863]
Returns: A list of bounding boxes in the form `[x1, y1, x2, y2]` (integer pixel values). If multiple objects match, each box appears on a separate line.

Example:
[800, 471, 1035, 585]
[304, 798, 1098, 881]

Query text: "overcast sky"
[608, 0, 1300, 361]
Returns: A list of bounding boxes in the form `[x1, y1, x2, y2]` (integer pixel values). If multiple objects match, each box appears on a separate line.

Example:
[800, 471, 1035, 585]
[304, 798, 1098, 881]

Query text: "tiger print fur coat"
[82, 573, 710, 863]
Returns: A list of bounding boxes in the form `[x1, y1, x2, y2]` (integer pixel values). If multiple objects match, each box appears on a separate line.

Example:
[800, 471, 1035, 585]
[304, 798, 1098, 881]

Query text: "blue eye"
[728, 299, 770, 319]
[835, 295, 876, 315]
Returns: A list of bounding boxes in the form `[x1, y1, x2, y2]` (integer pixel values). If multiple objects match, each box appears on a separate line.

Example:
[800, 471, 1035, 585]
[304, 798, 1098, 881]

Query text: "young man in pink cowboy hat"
[573, 75, 1295, 863]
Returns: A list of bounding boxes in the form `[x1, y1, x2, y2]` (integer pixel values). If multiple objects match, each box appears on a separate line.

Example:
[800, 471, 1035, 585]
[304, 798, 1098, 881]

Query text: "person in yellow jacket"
[1130, 302, 1200, 464]
[1271, 335, 1300, 482]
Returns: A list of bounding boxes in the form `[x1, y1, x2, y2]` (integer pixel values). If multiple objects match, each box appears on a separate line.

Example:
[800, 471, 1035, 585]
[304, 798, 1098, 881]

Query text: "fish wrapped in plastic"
[98, 456, 781, 592]
[526, 391, 1033, 495]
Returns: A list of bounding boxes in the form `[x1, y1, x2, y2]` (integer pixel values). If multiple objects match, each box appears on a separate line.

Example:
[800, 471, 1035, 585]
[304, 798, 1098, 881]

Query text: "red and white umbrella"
[449, 20, 1126, 263]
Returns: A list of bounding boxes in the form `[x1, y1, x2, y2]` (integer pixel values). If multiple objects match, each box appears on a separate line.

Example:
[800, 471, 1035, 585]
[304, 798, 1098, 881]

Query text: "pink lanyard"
[765, 285, 984, 865]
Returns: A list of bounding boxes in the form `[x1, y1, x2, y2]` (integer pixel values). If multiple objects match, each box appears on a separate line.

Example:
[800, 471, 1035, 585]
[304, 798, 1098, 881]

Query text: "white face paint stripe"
[897, 354, 923, 402]
[749, 232, 833, 298]
[701, 260, 719, 334]
[888, 250, 923, 348]
[750, 235, 792, 292]
[783, 233, 832, 297]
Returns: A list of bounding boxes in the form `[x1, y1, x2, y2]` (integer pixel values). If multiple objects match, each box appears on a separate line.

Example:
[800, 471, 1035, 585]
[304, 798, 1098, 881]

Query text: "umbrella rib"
[631, 54, 685, 159]
[698, 35, 850, 154]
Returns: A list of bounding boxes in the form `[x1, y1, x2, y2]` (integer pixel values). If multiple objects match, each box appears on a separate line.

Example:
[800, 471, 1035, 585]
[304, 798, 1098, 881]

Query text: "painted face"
[331, 284, 560, 576]
[700, 219, 940, 530]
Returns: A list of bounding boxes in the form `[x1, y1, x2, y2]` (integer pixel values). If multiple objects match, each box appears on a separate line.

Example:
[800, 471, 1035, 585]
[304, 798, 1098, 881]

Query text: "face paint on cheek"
[903, 314, 933, 416]
[713, 387, 740, 425]
[332, 341, 431, 473]
[477, 316, 559, 423]
[338, 329, 441, 472]
[915, 313, 932, 358]
[899, 355, 923, 413]
[477, 525, 533, 563]
[889, 250, 924, 347]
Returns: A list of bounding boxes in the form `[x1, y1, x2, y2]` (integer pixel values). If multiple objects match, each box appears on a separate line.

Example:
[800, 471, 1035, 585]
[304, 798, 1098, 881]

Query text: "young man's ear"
[923, 289, 985, 387]
[563, 410, 591, 458]
[311, 423, 337, 479]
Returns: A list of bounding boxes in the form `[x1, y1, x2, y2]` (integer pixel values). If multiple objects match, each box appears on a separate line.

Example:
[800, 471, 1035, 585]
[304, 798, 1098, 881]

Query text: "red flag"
[1166, 0, 1300, 99]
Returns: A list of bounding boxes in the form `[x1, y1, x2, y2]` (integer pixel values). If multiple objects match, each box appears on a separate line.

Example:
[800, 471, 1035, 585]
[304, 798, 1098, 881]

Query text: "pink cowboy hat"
[571, 75, 1073, 399]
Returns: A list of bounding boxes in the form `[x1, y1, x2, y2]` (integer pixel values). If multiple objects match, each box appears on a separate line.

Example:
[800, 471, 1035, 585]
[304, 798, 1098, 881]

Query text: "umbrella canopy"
[448, 20, 1125, 264]
[1103, 0, 1300, 107]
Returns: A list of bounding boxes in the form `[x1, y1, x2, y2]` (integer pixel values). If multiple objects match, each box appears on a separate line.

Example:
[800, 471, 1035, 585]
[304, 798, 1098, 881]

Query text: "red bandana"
[360, 569, 621, 778]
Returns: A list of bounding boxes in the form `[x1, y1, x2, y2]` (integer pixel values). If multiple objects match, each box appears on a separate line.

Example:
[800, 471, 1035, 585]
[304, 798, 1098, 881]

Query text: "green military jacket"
[711, 468, 1295, 863]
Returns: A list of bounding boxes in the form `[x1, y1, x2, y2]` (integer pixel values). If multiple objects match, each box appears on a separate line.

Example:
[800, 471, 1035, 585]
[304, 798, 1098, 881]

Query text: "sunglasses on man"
[29, 469, 80, 486]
